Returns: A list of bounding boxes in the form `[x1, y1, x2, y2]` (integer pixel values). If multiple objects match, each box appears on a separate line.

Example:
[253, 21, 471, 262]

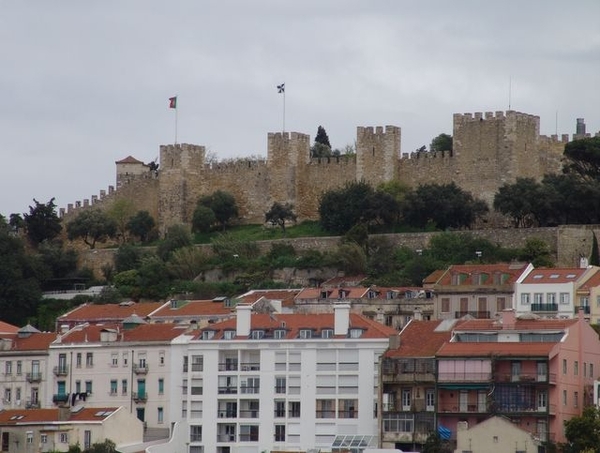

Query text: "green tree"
[192, 205, 217, 234]
[518, 237, 554, 267]
[107, 199, 135, 243]
[127, 210, 156, 243]
[84, 439, 117, 453]
[314, 125, 331, 148]
[311, 126, 332, 157]
[197, 190, 239, 231]
[404, 182, 488, 230]
[9, 213, 25, 233]
[167, 246, 210, 280]
[422, 432, 453, 453]
[430, 133, 453, 152]
[66, 209, 118, 249]
[114, 244, 143, 273]
[156, 224, 192, 261]
[563, 406, 600, 453]
[24, 198, 62, 246]
[265, 202, 297, 234]
[591, 232, 600, 266]
[563, 136, 600, 181]
[319, 181, 375, 234]
[37, 240, 78, 282]
[331, 242, 367, 275]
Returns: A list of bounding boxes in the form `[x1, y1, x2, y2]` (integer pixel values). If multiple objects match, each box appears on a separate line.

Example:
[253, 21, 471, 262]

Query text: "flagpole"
[175, 104, 178, 145]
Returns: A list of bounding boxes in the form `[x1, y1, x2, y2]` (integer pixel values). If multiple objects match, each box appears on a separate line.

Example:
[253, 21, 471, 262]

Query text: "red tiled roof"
[150, 300, 234, 318]
[428, 262, 530, 286]
[521, 267, 589, 284]
[295, 287, 368, 300]
[577, 268, 600, 290]
[195, 312, 396, 340]
[115, 155, 144, 164]
[10, 332, 56, 351]
[59, 323, 187, 344]
[385, 320, 465, 358]
[0, 321, 19, 334]
[436, 341, 557, 357]
[0, 407, 119, 424]
[58, 302, 163, 323]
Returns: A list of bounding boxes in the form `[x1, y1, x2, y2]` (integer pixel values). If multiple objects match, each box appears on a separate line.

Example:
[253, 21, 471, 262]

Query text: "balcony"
[133, 364, 149, 374]
[218, 362, 238, 372]
[218, 410, 238, 418]
[218, 386, 238, 394]
[438, 403, 488, 414]
[240, 362, 260, 371]
[53, 365, 69, 377]
[25, 401, 40, 409]
[437, 372, 491, 382]
[26, 372, 42, 383]
[531, 303, 558, 313]
[132, 392, 147, 402]
[495, 373, 556, 383]
[576, 306, 591, 315]
[239, 409, 259, 418]
[217, 434, 236, 443]
[52, 393, 69, 404]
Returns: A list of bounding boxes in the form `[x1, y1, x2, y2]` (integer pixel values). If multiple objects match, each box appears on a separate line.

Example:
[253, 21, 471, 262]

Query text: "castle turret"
[356, 125, 401, 184]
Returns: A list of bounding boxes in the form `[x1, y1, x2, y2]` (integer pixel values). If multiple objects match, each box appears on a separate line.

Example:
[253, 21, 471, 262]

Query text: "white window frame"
[521, 293, 530, 305]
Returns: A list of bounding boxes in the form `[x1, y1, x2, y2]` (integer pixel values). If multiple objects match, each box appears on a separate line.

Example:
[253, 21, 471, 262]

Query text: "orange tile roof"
[429, 262, 530, 286]
[150, 300, 234, 319]
[0, 321, 19, 334]
[436, 341, 556, 357]
[58, 302, 163, 323]
[295, 287, 368, 300]
[59, 323, 187, 344]
[577, 268, 600, 290]
[385, 320, 465, 358]
[521, 267, 588, 284]
[9, 332, 56, 351]
[0, 407, 119, 424]
[195, 312, 396, 340]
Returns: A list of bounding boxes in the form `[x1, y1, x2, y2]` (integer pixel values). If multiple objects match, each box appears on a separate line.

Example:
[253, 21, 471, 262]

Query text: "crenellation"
[485, 111, 494, 119]
[474, 112, 483, 120]
[495, 111, 504, 119]
[91, 195, 98, 204]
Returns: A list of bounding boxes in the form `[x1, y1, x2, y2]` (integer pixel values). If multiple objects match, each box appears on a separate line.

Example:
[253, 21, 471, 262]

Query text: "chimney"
[236, 305, 252, 337]
[501, 309, 516, 330]
[388, 334, 400, 350]
[58, 406, 71, 421]
[334, 304, 350, 336]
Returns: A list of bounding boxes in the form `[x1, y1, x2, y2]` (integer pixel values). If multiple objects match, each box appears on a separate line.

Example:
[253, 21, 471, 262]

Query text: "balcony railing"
[217, 434, 236, 443]
[531, 303, 558, 312]
[438, 403, 488, 414]
[218, 386, 237, 394]
[240, 386, 259, 394]
[52, 393, 69, 403]
[53, 365, 69, 376]
[132, 392, 147, 402]
[218, 362, 238, 371]
[133, 364, 149, 374]
[496, 373, 556, 383]
[218, 410, 237, 418]
[437, 372, 491, 382]
[25, 401, 40, 409]
[26, 372, 42, 383]
[576, 306, 591, 314]
[239, 409, 260, 418]
[240, 362, 260, 371]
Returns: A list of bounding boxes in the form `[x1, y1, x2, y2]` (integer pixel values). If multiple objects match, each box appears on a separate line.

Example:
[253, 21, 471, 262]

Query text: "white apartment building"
[0, 326, 56, 411]
[46, 319, 188, 433]
[514, 267, 599, 318]
[157, 304, 397, 453]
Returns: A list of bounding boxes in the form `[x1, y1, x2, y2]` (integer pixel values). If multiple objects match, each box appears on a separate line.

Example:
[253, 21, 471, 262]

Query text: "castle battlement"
[453, 110, 540, 124]
[356, 125, 400, 138]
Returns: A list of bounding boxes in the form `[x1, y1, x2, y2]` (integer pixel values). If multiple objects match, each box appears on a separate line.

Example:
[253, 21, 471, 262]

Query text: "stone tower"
[356, 125, 401, 184]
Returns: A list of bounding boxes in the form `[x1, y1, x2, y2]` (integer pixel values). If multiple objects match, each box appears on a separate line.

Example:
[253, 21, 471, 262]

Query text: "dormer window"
[321, 329, 334, 339]
[223, 330, 235, 340]
[349, 328, 363, 339]
[274, 329, 287, 339]
[224, 298, 232, 308]
[250, 330, 265, 340]
[367, 290, 377, 299]
[386, 291, 395, 300]
[320, 291, 328, 299]
[202, 330, 215, 340]
[299, 329, 312, 339]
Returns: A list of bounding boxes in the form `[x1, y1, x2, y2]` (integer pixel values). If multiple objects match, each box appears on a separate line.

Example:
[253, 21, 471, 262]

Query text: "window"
[299, 329, 312, 339]
[122, 379, 128, 395]
[85, 380, 93, 394]
[250, 330, 264, 339]
[349, 328, 363, 338]
[76, 353, 82, 368]
[110, 380, 117, 395]
[289, 401, 301, 417]
[239, 425, 259, 442]
[275, 424, 286, 442]
[321, 328, 334, 339]
[274, 400, 286, 417]
[521, 293, 530, 305]
[111, 353, 118, 366]
[591, 363, 594, 378]
[182, 379, 188, 395]
[597, 295, 600, 307]
[16, 361, 21, 375]
[190, 425, 202, 442]
[158, 378, 164, 395]
[534, 293, 543, 304]
[4, 388, 11, 403]
[41, 434, 47, 444]
[563, 389, 567, 406]
[547, 293, 556, 304]
[402, 389, 411, 410]
[202, 331, 215, 340]
[563, 359, 567, 375]
[224, 330, 235, 340]
[191, 355, 203, 372]
[123, 352, 129, 366]
[338, 399, 358, 418]
[158, 407, 164, 423]
[191, 378, 203, 395]
[86, 352, 94, 367]
[159, 351, 165, 366]
[275, 377, 286, 394]
[273, 329, 286, 339]
[441, 298, 450, 312]
[191, 401, 202, 418]
[426, 389, 435, 411]
[181, 400, 188, 418]
[574, 391, 579, 408]
[575, 361, 579, 376]
[383, 413, 414, 433]
[560, 293, 570, 304]
[60, 433, 69, 443]
[75, 380, 81, 394]
[26, 432, 33, 444]
[84, 430, 91, 450]
[316, 399, 335, 418]
[5, 361, 11, 375]
[496, 297, 506, 312]
[15, 387, 21, 402]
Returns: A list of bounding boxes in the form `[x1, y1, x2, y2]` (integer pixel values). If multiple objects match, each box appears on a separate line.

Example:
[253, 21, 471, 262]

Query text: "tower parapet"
[356, 125, 400, 183]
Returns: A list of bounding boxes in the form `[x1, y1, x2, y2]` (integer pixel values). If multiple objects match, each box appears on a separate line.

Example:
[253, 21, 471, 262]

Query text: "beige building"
[454, 415, 541, 453]
[0, 406, 143, 453]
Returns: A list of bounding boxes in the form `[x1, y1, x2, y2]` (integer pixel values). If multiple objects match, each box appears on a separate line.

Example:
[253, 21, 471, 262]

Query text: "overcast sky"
[1, 1, 599, 218]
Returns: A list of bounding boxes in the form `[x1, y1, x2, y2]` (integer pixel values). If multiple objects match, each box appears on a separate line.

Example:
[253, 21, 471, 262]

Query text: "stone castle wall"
[61, 109, 573, 235]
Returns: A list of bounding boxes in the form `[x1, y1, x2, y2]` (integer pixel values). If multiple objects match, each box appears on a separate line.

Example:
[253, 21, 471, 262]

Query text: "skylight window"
[550, 274, 559, 279]
[566, 274, 576, 279]
[533, 275, 543, 279]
